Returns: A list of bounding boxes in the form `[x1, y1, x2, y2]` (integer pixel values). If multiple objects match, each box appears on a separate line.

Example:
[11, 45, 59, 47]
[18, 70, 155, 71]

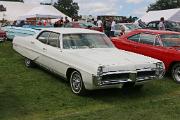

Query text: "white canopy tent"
[137, 8, 180, 23]
[0, 1, 71, 22]
[18, 6, 62, 20]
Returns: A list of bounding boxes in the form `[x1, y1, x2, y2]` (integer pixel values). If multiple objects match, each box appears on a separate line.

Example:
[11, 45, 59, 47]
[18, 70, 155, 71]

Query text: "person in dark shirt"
[54, 17, 64, 27]
[64, 17, 70, 24]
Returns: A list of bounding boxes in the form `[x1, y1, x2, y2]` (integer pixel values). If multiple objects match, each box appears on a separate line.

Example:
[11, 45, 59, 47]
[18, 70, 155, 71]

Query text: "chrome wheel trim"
[174, 66, 180, 82]
[25, 58, 31, 67]
[70, 71, 82, 94]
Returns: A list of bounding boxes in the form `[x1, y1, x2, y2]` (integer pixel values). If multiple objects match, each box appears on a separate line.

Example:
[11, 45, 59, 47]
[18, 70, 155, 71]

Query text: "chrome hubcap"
[25, 59, 31, 67]
[174, 67, 180, 82]
[71, 72, 82, 93]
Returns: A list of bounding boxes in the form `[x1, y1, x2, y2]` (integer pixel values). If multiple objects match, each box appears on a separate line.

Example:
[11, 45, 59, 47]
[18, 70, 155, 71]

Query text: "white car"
[13, 28, 165, 95]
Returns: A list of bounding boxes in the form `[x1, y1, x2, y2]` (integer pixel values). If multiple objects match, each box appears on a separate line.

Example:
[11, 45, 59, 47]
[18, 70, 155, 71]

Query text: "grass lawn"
[0, 41, 180, 120]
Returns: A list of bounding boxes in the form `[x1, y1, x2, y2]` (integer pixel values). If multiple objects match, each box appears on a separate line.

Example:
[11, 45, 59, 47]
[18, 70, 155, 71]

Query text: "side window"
[48, 32, 60, 47]
[148, 22, 156, 28]
[139, 33, 156, 45]
[37, 31, 50, 44]
[128, 34, 140, 42]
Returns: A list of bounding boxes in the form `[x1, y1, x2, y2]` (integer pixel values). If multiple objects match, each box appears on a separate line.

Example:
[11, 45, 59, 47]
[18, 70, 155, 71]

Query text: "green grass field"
[0, 41, 180, 120]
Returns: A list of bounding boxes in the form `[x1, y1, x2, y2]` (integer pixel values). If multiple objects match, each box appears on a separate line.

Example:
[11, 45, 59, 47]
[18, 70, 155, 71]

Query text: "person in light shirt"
[96, 17, 103, 28]
[110, 19, 116, 37]
[158, 17, 166, 30]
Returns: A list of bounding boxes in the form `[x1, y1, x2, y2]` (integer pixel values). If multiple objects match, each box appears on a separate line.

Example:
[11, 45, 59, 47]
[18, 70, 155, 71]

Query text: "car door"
[131, 33, 165, 61]
[31, 31, 51, 68]
[43, 32, 67, 77]
[112, 33, 141, 53]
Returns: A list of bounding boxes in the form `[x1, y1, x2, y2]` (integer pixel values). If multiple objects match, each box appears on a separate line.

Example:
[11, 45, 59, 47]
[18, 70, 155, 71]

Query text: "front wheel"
[24, 58, 34, 68]
[172, 63, 180, 83]
[70, 71, 87, 95]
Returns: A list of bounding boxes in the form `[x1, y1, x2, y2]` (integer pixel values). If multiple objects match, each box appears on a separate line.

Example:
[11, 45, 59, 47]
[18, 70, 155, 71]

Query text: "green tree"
[54, 0, 79, 18]
[147, 0, 180, 12]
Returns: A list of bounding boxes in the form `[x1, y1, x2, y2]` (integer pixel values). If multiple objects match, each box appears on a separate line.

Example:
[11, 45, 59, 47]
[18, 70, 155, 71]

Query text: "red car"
[64, 22, 104, 32]
[0, 29, 6, 42]
[111, 29, 180, 82]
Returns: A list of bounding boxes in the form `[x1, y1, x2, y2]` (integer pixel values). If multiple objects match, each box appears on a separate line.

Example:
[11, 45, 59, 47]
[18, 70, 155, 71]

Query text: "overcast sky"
[24, 0, 156, 17]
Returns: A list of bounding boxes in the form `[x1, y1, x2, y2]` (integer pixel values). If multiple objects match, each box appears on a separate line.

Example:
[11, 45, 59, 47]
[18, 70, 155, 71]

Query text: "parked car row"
[13, 28, 165, 95]
[3, 19, 178, 95]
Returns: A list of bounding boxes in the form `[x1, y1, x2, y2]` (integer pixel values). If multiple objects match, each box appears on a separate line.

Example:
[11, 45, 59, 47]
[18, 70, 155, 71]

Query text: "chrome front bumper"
[93, 70, 158, 86]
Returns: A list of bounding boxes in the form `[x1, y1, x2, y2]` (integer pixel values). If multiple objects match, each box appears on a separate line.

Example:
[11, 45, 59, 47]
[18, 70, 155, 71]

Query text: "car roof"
[133, 29, 180, 34]
[148, 20, 178, 23]
[40, 28, 103, 34]
[120, 29, 180, 38]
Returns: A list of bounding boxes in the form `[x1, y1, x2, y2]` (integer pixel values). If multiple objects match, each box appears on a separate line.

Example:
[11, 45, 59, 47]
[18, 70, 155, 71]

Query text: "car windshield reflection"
[161, 34, 180, 47]
[63, 34, 114, 49]
[125, 24, 140, 30]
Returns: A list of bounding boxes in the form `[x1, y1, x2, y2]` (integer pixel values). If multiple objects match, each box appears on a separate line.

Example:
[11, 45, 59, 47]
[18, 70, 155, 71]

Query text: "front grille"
[102, 73, 129, 81]
[137, 71, 156, 78]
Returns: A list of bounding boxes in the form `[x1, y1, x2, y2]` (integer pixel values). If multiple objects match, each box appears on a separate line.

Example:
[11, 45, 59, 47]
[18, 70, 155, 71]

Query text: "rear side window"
[128, 34, 140, 42]
[37, 31, 50, 44]
[139, 33, 157, 45]
[48, 32, 60, 47]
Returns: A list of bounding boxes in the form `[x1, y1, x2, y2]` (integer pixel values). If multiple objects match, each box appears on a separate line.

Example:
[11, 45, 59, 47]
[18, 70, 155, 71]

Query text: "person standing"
[91, 18, 96, 25]
[64, 16, 70, 24]
[104, 19, 111, 37]
[159, 17, 166, 30]
[120, 25, 125, 36]
[110, 19, 116, 37]
[96, 17, 103, 28]
[54, 17, 64, 27]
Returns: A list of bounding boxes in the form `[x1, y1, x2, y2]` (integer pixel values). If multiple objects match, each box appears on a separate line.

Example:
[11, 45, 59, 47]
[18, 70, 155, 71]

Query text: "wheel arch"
[66, 68, 80, 81]
[168, 61, 180, 72]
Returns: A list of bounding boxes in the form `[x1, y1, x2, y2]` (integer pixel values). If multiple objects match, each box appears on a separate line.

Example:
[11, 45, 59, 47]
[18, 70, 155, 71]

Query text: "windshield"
[115, 24, 140, 30]
[125, 24, 140, 30]
[166, 22, 179, 28]
[160, 34, 180, 47]
[63, 33, 114, 49]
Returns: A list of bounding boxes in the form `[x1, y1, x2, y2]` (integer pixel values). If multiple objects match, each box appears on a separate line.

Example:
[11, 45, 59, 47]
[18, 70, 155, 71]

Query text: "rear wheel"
[24, 58, 34, 68]
[172, 63, 180, 83]
[70, 70, 87, 95]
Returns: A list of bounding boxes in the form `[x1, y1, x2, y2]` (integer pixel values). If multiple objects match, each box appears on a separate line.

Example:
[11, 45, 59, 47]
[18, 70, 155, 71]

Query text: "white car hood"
[65, 48, 160, 72]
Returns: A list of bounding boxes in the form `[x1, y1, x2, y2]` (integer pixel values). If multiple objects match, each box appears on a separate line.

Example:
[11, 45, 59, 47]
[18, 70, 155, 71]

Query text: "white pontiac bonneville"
[13, 28, 165, 95]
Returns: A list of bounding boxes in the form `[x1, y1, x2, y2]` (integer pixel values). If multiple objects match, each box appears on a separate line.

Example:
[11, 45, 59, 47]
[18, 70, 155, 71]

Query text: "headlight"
[97, 66, 104, 76]
[155, 62, 165, 79]
[93, 66, 104, 86]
